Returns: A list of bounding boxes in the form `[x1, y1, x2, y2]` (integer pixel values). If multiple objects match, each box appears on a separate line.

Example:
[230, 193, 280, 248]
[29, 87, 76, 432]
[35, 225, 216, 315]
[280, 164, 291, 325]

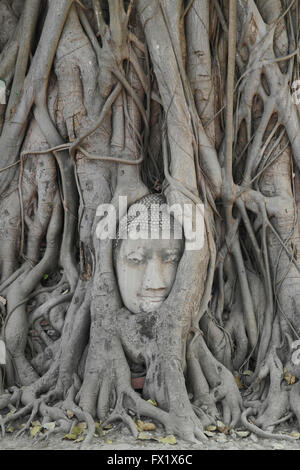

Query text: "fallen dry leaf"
[30, 424, 41, 438]
[103, 424, 113, 430]
[147, 399, 157, 407]
[138, 432, 154, 440]
[205, 425, 217, 432]
[217, 420, 229, 434]
[156, 435, 177, 445]
[242, 370, 253, 376]
[42, 422, 56, 431]
[236, 430, 250, 438]
[31, 421, 41, 427]
[136, 419, 156, 432]
[234, 375, 243, 390]
[66, 410, 74, 419]
[63, 433, 77, 440]
[94, 422, 104, 437]
[284, 371, 296, 385]
[204, 431, 216, 437]
[64, 422, 87, 440]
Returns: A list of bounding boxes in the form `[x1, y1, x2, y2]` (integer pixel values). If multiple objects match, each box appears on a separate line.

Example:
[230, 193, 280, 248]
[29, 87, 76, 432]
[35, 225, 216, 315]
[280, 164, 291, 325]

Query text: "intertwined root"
[1, 335, 300, 445]
[101, 387, 207, 444]
[241, 408, 296, 442]
[0, 328, 238, 445]
[0, 0, 300, 448]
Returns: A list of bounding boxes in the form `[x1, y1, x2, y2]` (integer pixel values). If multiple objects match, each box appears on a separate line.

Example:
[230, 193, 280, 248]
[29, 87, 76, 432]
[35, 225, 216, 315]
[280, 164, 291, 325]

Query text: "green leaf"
[43, 274, 49, 280]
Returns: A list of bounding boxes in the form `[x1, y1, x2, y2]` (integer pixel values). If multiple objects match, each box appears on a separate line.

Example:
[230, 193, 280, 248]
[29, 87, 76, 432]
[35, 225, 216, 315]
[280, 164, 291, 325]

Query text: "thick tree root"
[241, 408, 297, 442]
[103, 388, 207, 444]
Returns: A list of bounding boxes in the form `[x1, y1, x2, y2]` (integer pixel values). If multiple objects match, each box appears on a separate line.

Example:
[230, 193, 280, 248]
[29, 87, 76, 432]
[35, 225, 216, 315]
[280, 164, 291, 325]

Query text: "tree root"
[14, 398, 43, 438]
[103, 388, 207, 444]
[241, 408, 296, 441]
[0, 403, 33, 438]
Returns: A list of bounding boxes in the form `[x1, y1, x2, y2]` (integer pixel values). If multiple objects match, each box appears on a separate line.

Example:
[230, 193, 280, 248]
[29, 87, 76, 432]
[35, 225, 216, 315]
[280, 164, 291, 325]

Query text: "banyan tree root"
[1, 0, 300, 446]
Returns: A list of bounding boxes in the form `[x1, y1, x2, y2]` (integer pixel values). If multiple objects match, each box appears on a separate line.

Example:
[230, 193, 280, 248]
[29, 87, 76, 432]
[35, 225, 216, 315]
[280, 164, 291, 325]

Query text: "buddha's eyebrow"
[161, 248, 181, 256]
[126, 247, 147, 257]
[165, 246, 181, 252]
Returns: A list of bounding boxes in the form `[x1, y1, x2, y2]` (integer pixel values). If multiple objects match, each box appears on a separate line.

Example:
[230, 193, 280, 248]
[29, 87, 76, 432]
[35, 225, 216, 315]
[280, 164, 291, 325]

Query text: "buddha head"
[114, 194, 184, 314]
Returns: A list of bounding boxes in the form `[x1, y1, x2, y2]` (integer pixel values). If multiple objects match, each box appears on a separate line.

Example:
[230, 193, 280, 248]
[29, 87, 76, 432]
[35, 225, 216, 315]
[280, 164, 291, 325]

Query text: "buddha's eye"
[162, 252, 180, 264]
[126, 253, 146, 265]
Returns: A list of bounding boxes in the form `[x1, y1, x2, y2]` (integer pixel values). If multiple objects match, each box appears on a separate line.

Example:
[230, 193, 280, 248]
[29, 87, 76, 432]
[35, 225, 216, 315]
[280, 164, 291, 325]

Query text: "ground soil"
[0, 422, 300, 450]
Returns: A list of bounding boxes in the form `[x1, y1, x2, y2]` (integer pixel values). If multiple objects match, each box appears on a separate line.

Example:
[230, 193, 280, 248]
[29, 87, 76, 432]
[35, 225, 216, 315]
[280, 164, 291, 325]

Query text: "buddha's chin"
[139, 298, 164, 313]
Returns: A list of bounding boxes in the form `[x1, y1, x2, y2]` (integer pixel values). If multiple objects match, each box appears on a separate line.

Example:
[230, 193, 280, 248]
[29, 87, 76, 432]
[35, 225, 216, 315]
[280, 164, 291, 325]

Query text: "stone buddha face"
[114, 194, 184, 314]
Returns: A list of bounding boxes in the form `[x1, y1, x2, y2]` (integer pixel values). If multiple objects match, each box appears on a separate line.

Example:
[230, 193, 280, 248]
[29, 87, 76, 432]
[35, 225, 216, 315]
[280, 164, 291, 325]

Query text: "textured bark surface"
[0, 0, 300, 445]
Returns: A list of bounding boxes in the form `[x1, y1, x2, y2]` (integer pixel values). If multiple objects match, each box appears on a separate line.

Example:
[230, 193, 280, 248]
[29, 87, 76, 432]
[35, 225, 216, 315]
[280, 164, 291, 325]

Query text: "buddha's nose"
[142, 258, 167, 292]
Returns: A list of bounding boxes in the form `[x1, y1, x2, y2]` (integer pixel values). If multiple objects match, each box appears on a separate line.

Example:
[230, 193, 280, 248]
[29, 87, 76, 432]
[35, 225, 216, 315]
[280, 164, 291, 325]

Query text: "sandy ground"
[0, 421, 300, 450]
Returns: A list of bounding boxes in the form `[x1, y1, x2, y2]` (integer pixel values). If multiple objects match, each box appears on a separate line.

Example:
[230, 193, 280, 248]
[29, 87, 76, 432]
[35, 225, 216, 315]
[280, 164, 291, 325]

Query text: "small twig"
[223, 0, 236, 195]
[69, 82, 122, 161]
[75, 0, 88, 10]
[77, 145, 144, 165]
[0, 160, 21, 174]
[212, 0, 243, 70]
[183, 0, 195, 17]
[18, 153, 25, 257]
[112, 67, 149, 132]
[125, 0, 134, 28]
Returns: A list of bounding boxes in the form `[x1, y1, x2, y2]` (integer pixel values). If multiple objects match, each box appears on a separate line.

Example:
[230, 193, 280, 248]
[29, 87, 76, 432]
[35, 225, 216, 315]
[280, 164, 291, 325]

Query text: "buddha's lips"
[139, 295, 165, 302]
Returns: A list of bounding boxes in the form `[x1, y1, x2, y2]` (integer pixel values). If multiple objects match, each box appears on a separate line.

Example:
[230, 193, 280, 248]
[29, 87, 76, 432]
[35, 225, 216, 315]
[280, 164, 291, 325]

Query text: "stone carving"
[114, 194, 183, 314]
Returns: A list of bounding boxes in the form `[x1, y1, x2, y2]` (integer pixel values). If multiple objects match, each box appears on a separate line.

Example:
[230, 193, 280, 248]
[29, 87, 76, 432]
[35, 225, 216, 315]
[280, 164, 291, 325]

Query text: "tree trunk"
[0, 0, 300, 443]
